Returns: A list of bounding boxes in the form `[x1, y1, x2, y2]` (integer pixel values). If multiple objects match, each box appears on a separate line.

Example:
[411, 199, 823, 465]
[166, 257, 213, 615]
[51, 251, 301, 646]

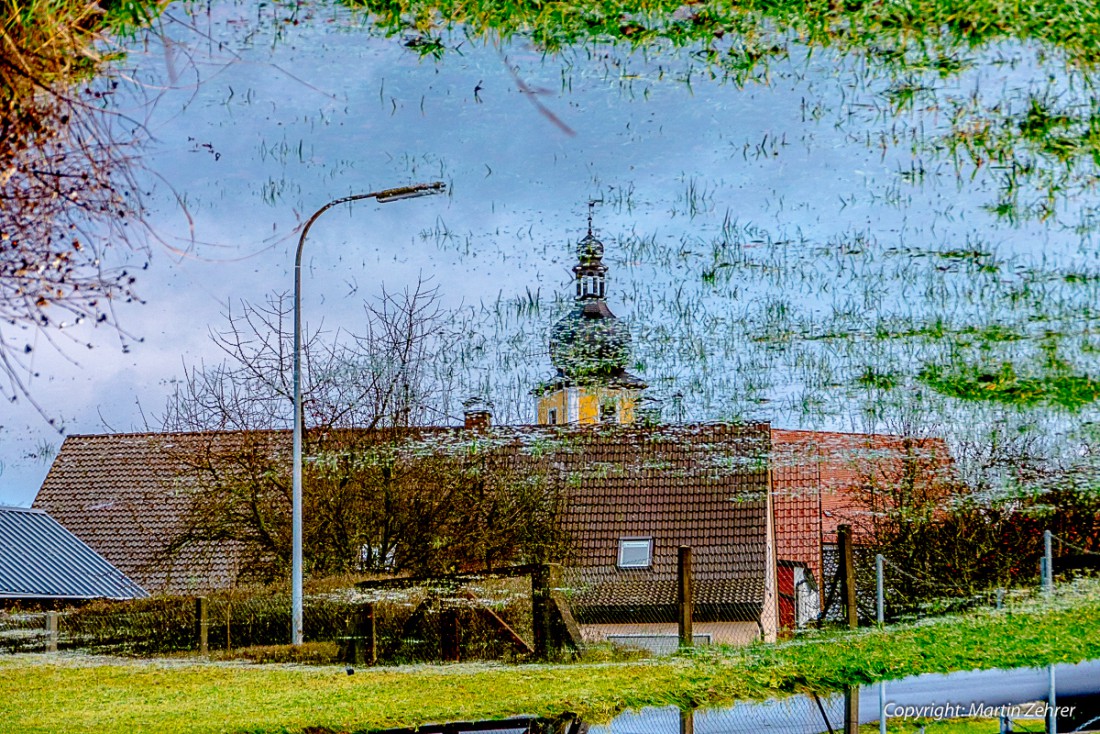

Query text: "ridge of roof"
[770, 426, 946, 442]
[59, 420, 773, 442]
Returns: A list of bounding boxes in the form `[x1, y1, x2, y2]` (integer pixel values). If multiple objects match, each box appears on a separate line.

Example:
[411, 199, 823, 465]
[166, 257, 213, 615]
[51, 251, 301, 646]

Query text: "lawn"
[1, 582, 1098, 734]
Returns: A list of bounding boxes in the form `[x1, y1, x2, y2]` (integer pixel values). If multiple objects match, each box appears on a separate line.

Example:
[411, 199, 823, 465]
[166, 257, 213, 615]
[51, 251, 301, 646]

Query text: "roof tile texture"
[33, 424, 771, 598]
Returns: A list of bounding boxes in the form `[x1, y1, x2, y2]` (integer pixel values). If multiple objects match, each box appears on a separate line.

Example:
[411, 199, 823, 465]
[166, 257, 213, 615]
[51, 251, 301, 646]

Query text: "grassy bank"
[0, 0, 160, 112]
[1, 583, 1098, 734]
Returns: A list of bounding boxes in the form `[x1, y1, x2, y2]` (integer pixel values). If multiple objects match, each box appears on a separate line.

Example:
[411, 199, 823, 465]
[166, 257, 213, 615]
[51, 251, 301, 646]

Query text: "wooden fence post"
[838, 525, 858, 630]
[340, 603, 377, 666]
[194, 597, 209, 655]
[844, 685, 860, 734]
[45, 611, 58, 653]
[361, 603, 377, 665]
[532, 564, 551, 661]
[680, 707, 695, 734]
[678, 546, 694, 649]
[441, 606, 460, 662]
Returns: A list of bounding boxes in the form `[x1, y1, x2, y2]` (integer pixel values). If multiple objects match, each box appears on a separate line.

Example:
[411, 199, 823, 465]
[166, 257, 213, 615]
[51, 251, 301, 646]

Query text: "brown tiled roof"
[32, 432, 255, 594]
[552, 423, 771, 622]
[33, 423, 772, 606]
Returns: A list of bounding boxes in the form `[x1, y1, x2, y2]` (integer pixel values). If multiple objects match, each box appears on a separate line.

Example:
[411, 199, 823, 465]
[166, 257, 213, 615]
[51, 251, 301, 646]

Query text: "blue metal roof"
[0, 505, 148, 600]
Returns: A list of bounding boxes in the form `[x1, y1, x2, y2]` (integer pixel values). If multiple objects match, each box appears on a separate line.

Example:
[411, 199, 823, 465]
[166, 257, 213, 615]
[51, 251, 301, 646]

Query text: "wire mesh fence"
[815, 528, 1100, 627]
[589, 691, 847, 734]
[0, 571, 537, 663]
[3, 527, 1095, 661]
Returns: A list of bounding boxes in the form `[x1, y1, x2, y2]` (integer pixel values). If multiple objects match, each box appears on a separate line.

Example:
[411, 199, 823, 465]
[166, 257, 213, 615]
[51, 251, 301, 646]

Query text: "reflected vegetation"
[0, 0, 155, 411]
[4, 0, 1100, 503]
[348, 0, 1100, 220]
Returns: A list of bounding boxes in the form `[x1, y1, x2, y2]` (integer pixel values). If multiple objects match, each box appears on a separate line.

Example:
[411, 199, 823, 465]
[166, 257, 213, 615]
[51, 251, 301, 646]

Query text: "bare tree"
[163, 278, 464, 433]
[2, 7, 152, 417]
[161, 280, 566, 580]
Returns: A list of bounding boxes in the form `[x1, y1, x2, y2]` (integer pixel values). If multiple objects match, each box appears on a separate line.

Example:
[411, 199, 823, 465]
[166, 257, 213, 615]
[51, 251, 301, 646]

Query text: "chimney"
[463, 397, 492, 432]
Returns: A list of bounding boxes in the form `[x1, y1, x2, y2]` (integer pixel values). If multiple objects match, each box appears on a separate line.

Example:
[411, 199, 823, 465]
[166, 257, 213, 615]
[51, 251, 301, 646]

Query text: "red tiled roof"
[771, 428, 954, 550]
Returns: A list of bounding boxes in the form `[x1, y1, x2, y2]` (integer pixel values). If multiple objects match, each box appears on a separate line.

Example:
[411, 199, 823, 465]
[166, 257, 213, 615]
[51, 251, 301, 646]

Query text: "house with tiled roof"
[33, 421, 782, 644]
[30, 219, 954, 646]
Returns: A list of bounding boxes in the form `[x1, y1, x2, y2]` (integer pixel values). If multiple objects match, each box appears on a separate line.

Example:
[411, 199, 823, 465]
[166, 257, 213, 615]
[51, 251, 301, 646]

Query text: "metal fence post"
[1047, 664, 1056, 734]
[1043, 530, 1053, 595]
[875, 553, 885, 628]
[678, 545, 694, 649]
[839, 525, 858, 629]
[879, 681, 887, 734]
[195, 597, 209, 655]
[45, 611, 58, 653]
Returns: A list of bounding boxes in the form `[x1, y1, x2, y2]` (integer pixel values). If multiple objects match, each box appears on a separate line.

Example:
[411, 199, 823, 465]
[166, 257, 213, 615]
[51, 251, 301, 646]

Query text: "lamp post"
[292, 181, 446, 645]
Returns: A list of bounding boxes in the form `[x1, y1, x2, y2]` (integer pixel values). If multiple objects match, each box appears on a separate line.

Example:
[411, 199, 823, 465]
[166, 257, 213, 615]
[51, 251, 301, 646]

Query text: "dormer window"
[618, 537, 653, 568]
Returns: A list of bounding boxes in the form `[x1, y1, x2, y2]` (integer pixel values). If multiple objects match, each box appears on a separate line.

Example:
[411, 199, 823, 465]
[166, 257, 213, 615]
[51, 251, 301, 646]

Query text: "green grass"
[859, 719, 1001, 734]
[1, 583, 1099, 734]
[918, 360, 1100, 410]
[346, 0, 1100, 68]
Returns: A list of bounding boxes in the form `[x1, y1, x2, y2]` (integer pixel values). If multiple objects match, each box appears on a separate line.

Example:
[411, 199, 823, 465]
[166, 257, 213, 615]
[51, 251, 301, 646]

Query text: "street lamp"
[292, 181, 447, 645]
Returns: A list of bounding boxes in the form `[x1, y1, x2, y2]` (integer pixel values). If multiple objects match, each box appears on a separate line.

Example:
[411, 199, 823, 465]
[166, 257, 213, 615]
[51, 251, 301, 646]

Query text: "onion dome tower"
[535, 206, 646, 425]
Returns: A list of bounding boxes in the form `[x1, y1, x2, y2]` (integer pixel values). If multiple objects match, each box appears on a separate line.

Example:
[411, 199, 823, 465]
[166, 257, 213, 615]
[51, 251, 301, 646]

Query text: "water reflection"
[592, 660, 1100, 734]
[5, 0, 1100, 504]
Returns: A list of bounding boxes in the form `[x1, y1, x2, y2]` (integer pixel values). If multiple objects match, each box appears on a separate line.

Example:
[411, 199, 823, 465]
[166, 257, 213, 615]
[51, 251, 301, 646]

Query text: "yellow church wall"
[537, 387, 640, 425]
[537, 391, 567, 424]
[609, 389, 638, 423]
[578, 393, 599, 423]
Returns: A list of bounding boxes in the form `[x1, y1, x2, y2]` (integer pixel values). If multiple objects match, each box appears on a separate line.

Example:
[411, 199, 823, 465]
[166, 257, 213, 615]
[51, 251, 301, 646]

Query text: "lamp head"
[375, 181, 447, 203]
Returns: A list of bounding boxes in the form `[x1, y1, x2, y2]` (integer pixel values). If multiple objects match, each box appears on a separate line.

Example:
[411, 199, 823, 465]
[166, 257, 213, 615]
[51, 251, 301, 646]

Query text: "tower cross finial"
[587, 199, 598, 236]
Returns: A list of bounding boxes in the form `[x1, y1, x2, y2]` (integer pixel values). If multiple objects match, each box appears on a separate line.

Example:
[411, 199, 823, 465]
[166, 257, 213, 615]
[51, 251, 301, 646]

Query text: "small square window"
[618, 537, 653, 568]
[600, 402, 617, 423]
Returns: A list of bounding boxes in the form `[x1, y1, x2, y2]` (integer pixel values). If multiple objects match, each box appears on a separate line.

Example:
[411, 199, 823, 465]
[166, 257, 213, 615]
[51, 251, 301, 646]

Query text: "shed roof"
[0, 505, 147, 600]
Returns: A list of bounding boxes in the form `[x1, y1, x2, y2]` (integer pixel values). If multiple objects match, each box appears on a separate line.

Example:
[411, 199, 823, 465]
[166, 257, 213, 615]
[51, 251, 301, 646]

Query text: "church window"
[548, 408, 558, 425]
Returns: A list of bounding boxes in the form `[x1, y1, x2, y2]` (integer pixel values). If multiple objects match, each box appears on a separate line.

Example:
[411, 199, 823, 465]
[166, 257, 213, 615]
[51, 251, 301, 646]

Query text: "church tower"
[535, 211, 646, 425]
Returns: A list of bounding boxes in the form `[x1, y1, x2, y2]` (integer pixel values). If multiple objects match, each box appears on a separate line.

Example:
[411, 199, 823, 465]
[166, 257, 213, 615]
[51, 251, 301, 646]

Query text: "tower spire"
[535, 209, 647, 426]
[574, 207, 607, 300]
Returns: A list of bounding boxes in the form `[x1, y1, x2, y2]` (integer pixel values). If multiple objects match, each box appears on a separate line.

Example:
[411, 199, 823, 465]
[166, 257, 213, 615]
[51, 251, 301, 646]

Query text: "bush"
[206, 642, 341, 665]
[37, 577, 537, 663]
